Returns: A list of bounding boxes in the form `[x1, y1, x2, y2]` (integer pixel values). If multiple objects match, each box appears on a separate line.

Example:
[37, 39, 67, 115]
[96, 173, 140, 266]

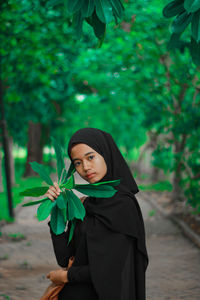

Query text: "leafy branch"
[20, 137, 120, 244]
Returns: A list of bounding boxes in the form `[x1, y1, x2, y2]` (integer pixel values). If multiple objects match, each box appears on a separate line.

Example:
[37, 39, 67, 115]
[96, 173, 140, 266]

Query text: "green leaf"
[190, 37, 200, 65]
[20, 186, 49, 197]
[29, 162, 53, 185]
[94, 0, 113, 23]
[56, 194, 67, 209]
[67, 190, 85, 220]
[167, 32, 187, 50]
[86, 11, 106, 39]
[60, 174, 75, 189]
[51, 137, 67, 182]
[66, 163, 76, 180]
[81, 0, 95, 17]
[91, 179, 120, 187]
[61, 207, 67, 222]
[172, 11, 192, 33]
[74, 184, 117, 197]
[184, 0, 200, 13]
[163, 0, 185, 18]
[67, 0, 84, 13]
[37, 199, 56, 221]
[109, 0, 124, 19]
[22, 197, 49, 207]
[50, 205, 66, 235]
[67, 219, 76, 245]
[191, 9, 200, 41]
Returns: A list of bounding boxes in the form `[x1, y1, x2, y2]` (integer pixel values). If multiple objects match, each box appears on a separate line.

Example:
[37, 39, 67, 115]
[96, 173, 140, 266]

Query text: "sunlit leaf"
[20, 186, 49, 197]
[22, 197, 49, 207]
[56, 194, 67, 209]
[74, 184, 117, 197]
[37, 199, 56, 221]
[50, 205, 66, 234]
[91, 179, 120, 186]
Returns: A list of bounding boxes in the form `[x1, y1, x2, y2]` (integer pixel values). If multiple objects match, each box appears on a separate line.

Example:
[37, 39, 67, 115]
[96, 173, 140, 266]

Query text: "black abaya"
[50, 127, 149, 300]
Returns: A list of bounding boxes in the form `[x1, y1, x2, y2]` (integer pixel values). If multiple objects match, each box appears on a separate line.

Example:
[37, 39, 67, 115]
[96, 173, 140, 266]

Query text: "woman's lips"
[86, 173, 95, 179]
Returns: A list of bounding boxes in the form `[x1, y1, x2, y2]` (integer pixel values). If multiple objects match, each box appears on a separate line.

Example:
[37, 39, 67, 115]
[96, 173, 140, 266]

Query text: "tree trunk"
[171, 133, 187, 202]
[8, 136, 15, 185]
[135, 131, 159, 180]
[151, 166, 160, 183]
[24, 121, 44, 177]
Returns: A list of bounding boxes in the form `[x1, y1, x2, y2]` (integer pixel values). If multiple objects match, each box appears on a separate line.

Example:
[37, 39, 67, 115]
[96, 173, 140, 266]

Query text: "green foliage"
[47, 0, 124, 42]
[163, 0, 200, 65]
[139, 181, 173, 192]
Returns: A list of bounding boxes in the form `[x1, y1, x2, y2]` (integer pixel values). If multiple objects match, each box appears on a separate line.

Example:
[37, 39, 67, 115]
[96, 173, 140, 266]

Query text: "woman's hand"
[80, 196, 87, 203]
[67, 256, 75, 269]
[46, 257, 74, 285]
[44, 181, 61, 202]
[45, 182, 86, 204]
[46, 269, 69, 284]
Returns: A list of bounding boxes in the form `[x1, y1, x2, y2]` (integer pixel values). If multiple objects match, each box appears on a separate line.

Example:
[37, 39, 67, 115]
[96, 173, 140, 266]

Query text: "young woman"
[45, 128, 149, 300]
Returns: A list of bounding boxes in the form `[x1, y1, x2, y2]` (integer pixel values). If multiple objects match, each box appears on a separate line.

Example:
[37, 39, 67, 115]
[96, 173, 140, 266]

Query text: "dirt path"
[0, 191, 200, 300]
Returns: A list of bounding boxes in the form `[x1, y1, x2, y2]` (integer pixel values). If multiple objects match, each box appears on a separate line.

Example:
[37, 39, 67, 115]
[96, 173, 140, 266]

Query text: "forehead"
[70, 143, 96, 159]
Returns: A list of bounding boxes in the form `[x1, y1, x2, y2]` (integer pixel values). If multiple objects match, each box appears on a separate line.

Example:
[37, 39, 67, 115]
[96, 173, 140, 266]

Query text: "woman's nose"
[83, 160, 91, 170]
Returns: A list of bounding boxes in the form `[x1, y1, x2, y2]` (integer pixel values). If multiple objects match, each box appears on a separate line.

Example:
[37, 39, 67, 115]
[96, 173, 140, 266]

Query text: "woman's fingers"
[54, 181, 61, 193]
[45, 184, 60, 202]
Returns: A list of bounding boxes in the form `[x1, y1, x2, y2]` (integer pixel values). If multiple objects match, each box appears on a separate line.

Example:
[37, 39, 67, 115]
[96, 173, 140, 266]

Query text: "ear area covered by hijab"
[67, 128, 149, 300]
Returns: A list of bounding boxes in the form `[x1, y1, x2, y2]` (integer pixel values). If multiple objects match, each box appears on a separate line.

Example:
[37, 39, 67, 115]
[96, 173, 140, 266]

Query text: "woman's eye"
[74, 161, 81, 167]
[88, 155, 94, 160]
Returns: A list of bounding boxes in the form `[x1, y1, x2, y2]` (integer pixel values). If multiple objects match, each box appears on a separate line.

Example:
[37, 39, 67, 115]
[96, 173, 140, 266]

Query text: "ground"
[0, 190, 200, 300]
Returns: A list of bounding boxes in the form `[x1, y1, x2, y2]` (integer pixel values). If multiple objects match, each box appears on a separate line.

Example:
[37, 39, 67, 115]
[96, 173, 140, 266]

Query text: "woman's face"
[70, 143, 107, 183]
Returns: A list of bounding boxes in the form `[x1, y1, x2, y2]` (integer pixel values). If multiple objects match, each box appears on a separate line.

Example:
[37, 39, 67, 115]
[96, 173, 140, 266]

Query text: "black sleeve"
[67, 265, 92, 283]
[48, 221, 75, 268]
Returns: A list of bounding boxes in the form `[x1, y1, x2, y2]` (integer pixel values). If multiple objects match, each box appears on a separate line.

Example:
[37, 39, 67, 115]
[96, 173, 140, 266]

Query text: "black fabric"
[67, 128, 149, 300]
[49, 216, 98, 299]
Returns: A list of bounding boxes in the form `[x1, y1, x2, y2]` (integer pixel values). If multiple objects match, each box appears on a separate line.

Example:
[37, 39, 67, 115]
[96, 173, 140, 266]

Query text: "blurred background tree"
[0, 0, 199, 220]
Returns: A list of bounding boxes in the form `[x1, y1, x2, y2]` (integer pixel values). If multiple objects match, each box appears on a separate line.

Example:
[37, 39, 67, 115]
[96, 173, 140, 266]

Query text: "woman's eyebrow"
[72, 152, 95, 162]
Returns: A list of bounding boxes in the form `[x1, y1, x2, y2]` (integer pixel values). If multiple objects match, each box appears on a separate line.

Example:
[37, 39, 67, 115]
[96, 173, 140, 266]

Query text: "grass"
[0, 152, 55, 222]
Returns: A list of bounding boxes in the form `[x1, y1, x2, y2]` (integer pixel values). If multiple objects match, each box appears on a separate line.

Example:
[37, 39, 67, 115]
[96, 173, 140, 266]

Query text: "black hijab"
[68, 128, 149, 300]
